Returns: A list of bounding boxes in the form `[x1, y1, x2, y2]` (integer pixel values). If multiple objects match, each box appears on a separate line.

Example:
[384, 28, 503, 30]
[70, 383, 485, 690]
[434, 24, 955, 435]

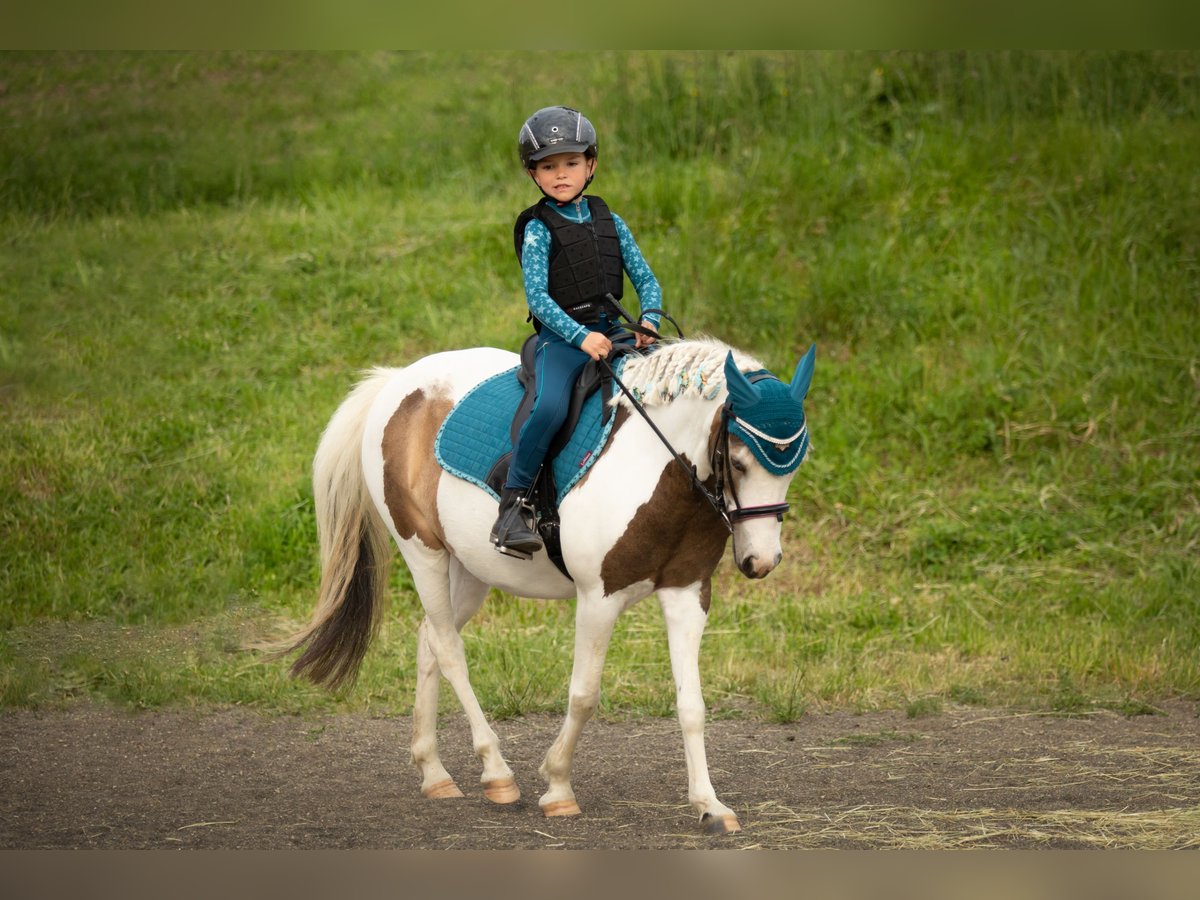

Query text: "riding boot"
[490, 487, 543, 556]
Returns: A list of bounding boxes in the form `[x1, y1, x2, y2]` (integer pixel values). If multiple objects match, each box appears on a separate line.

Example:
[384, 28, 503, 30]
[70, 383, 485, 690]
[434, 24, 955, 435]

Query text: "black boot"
[490, 487, 543, 557]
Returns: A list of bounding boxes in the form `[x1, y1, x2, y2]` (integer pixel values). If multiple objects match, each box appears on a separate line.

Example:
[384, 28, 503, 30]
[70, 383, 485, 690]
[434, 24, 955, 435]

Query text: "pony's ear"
[724, 351, 760, 409]
[790, 344, 816, 401]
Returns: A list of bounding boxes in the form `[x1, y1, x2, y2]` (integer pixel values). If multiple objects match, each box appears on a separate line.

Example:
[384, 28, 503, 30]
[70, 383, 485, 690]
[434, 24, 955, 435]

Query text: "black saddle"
[485, 332, 641, 579]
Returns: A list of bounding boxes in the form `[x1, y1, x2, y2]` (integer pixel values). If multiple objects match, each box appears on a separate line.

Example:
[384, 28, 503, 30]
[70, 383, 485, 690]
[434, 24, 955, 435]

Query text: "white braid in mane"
[615, 336, 764, 409]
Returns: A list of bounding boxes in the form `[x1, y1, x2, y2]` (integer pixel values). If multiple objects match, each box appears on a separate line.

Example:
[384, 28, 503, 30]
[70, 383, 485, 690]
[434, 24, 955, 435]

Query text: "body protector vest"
[513, 195, 624, 332]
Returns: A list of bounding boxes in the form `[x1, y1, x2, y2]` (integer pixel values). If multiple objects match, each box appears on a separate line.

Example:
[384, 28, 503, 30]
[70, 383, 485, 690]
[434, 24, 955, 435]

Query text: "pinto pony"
[284, 337, 815, 834]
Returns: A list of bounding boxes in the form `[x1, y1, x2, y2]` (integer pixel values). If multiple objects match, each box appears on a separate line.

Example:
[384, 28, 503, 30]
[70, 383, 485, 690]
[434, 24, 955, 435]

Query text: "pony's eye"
[731, 458, 747, 474]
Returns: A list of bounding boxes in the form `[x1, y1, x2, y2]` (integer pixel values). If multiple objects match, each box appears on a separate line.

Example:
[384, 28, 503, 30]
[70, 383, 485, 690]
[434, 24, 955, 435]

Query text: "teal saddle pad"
[434, 357, 627, 505]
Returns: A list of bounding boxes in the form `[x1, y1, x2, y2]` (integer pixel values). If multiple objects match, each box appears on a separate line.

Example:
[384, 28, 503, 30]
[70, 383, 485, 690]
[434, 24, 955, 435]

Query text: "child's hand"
[635, 320, 659, 350]
[580, 332, 613, 361]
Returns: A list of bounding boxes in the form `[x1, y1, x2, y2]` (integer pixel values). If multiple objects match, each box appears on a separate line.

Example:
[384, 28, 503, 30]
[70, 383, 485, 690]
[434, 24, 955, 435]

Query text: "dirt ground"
[2, 701, 1198, 849]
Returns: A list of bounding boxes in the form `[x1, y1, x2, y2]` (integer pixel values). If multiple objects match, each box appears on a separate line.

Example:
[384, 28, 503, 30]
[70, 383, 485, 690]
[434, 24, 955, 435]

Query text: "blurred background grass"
[1, 51, 1196, 718]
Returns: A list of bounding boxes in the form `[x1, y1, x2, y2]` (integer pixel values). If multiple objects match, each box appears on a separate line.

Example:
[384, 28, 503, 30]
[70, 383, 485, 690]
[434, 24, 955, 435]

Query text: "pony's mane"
[616, 336, 764, 408]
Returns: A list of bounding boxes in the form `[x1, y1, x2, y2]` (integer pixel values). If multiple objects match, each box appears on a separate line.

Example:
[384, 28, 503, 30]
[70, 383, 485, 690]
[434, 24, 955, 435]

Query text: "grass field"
[1, 51, 1197, 719]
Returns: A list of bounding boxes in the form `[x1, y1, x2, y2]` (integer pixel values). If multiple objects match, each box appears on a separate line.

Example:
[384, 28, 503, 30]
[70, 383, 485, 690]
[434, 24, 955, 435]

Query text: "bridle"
[712, 382, 793, 526]
[599, 359, 791, 535]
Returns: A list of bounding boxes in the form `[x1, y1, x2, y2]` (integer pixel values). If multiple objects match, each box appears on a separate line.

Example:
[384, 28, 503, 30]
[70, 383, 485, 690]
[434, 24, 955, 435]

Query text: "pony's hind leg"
[405, 545, 518, 804]
[411, 559, 491, 800]
[412, 618, 462, 799]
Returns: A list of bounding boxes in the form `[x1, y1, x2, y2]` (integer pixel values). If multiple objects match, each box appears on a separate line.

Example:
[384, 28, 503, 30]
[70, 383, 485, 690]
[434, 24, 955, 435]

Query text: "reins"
[598, 304, 791, 531]
[599, 355, 734, 533]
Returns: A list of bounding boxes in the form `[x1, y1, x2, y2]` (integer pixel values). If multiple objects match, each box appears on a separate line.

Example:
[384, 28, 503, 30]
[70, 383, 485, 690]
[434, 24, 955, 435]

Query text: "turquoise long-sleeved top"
[520, 198, 662, 347]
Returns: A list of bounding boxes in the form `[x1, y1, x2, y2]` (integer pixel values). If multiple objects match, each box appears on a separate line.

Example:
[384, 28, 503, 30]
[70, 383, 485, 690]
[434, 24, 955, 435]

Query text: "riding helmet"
[518, 106, 598, 168]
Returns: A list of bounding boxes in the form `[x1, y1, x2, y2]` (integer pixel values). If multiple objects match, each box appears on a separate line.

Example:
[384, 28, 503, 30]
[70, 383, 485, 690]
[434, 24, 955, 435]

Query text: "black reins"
[597, 301, 791, 531]
[599, 355, 734, 532]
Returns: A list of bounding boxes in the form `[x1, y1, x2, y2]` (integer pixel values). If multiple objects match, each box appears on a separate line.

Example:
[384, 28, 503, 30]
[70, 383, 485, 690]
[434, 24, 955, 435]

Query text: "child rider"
[491, 105, 662, 557]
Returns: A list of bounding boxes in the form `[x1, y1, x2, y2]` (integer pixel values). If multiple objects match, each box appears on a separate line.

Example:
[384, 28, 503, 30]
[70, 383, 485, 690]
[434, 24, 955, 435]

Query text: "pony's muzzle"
[738, 551, 782, 579]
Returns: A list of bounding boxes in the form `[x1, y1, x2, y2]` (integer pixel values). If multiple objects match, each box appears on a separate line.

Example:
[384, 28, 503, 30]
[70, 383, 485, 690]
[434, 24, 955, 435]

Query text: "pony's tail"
[284, 368, 397, 691]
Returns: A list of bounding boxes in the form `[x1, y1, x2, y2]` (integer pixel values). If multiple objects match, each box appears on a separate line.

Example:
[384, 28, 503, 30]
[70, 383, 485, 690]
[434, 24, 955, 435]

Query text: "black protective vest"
[513, 195, 624, 330]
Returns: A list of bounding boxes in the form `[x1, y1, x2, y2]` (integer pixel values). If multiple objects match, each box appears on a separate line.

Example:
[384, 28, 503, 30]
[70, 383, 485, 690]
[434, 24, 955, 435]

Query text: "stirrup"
[492, 526, 541, 558]
[492, 516, 543, 557]
[493, 542, 535, 561]
[491, 488, 542, 558]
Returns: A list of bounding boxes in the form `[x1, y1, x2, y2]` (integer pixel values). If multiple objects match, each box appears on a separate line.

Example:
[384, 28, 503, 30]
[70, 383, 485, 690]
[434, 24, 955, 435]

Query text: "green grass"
[2, 51, 1197, 719]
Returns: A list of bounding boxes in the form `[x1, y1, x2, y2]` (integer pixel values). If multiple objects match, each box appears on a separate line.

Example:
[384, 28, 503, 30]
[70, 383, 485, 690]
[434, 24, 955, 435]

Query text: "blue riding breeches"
[505, 324, 619, 491]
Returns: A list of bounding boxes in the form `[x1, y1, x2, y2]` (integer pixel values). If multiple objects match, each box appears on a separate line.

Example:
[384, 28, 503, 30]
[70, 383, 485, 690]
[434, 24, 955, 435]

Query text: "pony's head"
[613, 338, 816, 580]
[721, 344, 816, 578]
[722, 344, 814, 475]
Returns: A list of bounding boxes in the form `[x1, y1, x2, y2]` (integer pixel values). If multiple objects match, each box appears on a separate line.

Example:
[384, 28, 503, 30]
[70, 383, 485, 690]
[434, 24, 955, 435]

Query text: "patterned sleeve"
[521, 219, 589, 347]
[612, 213, 662, 329]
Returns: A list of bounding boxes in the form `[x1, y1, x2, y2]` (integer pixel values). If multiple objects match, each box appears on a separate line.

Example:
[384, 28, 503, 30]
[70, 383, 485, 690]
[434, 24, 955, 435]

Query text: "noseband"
[712, 375, 792, 526]
[600, 359, 790, 533]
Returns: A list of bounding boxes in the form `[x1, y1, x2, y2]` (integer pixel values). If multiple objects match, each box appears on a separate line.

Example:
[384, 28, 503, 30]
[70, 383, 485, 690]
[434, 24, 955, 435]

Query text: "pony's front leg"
[538, 591, 624, 817]
[659, 582, 741, 834]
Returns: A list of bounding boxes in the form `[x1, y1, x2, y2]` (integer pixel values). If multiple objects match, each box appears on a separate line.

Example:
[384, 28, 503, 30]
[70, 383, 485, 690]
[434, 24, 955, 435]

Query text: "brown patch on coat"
[599, 450, 729, 601]
[381, 388, 454, 549]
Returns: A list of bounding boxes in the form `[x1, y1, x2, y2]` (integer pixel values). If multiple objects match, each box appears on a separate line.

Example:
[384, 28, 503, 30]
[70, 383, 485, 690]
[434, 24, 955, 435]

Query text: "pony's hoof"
[541, 799, 582, 818]
[483, 777, 521, 804]
[422, 779, 465, 800]
[701, 812, 741, 835]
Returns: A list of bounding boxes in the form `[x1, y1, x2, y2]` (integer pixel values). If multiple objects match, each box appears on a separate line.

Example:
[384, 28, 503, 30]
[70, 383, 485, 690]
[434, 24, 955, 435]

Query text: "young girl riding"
[491, 105, 663, 556]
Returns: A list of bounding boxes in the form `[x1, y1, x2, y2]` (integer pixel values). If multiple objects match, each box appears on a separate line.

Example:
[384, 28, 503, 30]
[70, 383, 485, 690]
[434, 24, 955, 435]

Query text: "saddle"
[485, 332, 640, 578]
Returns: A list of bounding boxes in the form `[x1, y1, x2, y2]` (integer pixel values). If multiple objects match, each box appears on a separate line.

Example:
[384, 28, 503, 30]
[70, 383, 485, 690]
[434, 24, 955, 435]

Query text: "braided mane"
[616, 337, 764, 408]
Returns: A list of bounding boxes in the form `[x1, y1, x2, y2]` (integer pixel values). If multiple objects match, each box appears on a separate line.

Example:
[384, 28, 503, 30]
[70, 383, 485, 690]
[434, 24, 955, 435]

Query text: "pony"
[282, 336, 815, 834]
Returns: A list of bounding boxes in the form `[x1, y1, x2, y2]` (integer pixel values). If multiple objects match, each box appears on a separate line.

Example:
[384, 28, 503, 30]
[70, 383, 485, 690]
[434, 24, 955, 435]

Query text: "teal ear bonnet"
[723, 345, 815, 476]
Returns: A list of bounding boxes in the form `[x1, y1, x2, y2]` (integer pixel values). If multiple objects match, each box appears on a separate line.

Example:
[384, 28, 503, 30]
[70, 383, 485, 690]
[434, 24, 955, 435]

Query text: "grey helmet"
[518, 106, 598, 168]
